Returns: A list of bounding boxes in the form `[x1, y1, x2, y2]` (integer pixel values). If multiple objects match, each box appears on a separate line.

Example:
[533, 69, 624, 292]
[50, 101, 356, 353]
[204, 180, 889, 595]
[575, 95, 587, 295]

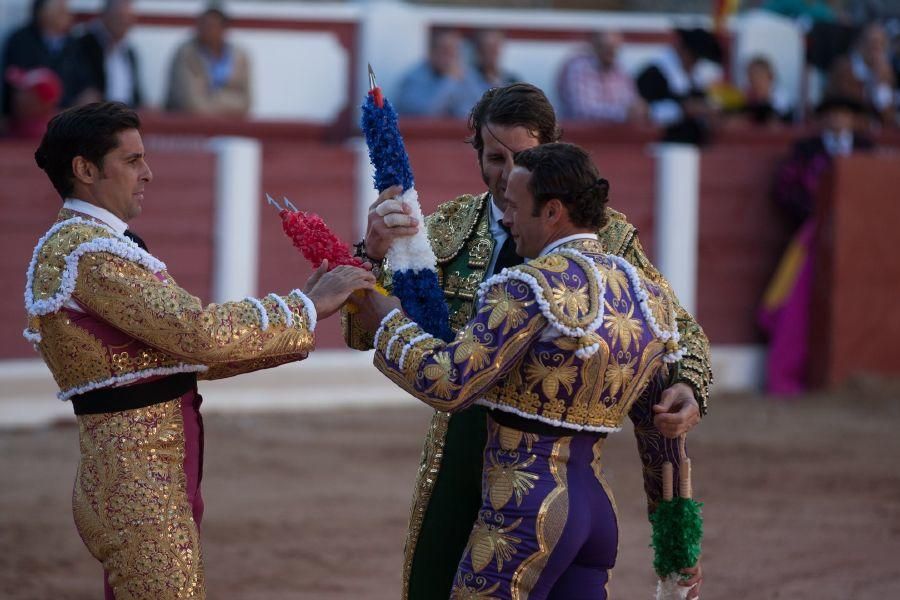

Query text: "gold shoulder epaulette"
[426, 192, 489, 263]
[596, 206, 637, 257]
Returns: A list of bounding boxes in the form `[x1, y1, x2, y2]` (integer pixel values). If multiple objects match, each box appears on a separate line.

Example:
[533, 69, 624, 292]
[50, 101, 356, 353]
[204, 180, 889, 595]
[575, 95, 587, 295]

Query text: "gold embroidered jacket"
[24, 211, 315, 401]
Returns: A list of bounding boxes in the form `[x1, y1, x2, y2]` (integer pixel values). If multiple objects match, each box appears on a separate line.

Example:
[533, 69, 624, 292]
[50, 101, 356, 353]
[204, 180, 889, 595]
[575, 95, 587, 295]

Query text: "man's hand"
[303, 261, 376, 320]
[680, 560, 703, 599]
[652, 382, 701, 438]
[365, 185, 419, 260]
[353, 289, 403, 333]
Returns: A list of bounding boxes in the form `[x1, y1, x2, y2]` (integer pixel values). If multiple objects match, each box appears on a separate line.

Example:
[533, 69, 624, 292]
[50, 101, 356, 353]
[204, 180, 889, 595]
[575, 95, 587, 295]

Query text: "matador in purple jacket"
[356, 143, 703, 599]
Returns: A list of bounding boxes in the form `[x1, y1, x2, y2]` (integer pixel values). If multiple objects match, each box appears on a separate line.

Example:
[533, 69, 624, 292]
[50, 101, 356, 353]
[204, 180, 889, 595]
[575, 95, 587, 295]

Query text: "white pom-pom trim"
[386, 322, 417, 358]
[25, 218, 165, 317]
[244, 296, 269, 331]
[58, 364, 208, 402]
[607, 255, 684, 363]
[384, 188, 438, 273]
[289, 289, 317, 333]
[267, 293, 293, 328]
[373, 308, 402, 350]
[399, 332, 433, 371]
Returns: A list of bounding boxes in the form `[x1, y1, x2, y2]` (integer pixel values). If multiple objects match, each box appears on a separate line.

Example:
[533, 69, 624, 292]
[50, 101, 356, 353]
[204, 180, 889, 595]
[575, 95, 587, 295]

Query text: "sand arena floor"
[1, 385, 899, 599]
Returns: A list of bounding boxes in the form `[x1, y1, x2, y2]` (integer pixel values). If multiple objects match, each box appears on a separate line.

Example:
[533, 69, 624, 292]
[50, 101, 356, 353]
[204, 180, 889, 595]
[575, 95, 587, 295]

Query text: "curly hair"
[513, 143, 609, 229]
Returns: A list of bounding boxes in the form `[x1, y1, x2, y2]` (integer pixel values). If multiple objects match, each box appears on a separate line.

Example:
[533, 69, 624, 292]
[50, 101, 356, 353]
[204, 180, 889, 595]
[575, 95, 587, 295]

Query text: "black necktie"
[124, 229, 148, 251]
[492, 225, 523, 275]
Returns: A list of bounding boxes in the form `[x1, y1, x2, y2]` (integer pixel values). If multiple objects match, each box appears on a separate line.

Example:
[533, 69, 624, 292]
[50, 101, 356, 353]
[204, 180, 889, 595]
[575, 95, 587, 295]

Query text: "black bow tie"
[124, 229, 148, 251]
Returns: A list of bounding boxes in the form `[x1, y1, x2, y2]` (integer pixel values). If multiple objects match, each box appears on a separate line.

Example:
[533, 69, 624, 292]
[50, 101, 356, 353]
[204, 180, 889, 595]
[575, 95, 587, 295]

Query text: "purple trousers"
[71, 391, 205, 600]
[451, 417, 618, 600]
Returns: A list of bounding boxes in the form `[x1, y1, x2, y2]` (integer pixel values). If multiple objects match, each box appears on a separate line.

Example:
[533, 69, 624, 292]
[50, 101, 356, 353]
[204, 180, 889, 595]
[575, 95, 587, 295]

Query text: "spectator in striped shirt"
[556, 30, 645, 122]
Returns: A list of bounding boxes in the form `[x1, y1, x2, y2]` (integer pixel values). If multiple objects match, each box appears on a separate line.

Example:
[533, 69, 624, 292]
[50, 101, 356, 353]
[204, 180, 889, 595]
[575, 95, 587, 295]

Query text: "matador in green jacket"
[343, 83, 712, 600]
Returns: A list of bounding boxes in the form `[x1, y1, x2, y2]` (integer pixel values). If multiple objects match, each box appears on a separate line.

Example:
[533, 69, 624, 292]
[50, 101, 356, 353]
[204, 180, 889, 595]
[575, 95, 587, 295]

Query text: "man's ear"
[545, 198, 564, 224]
[71, 156, 96, 186]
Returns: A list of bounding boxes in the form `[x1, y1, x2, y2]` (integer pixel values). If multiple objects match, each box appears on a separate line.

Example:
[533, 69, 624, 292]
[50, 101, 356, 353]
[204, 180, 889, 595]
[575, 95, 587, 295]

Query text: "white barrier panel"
[210, 136, 261, 302]
[653, 143, 699, 315]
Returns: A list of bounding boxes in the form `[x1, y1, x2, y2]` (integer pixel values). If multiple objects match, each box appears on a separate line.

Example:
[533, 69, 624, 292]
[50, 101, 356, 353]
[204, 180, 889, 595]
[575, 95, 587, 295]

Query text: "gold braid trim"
[613, 231, 713, 414]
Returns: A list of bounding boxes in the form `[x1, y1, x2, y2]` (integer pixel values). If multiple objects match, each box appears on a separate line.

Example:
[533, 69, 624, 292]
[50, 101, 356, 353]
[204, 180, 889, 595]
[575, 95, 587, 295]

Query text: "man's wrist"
[354, 239, 385, 276]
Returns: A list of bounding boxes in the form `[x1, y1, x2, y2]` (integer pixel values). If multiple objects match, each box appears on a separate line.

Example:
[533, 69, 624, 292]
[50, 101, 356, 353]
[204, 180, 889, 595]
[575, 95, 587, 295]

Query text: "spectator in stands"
[760, 95, 874, 395]
[728, 55, 793, 126]
[395, 29, 484, 118]
[556, 30, 645, 122]
[636, 27, 724, 145]
[165, 5, 251, 116]
[4, 65, 62, 137]
[76, 0, 142, 108]
[472, 30, 519, 89]
[826, 22, 897, 124]
[1, 0, 96, 121]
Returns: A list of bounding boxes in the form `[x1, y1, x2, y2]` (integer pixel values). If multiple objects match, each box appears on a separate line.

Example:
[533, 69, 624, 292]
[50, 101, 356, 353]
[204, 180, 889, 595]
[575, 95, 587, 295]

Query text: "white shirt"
[486, 197, 510, 276]
[63, 198, 128, 235]
[61, 199, 129, 313]
[539, 233, 599, 257]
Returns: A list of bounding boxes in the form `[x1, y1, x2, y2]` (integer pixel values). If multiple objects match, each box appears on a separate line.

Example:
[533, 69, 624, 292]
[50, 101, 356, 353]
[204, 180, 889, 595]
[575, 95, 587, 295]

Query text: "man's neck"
[539, 230, 598, 257]
[63, 198, 128, 235]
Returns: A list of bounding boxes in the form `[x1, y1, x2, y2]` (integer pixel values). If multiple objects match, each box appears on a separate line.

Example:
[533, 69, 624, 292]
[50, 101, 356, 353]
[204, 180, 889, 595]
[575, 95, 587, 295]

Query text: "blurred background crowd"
[1, 0, 899, 394]
[3, 0, 900, 138]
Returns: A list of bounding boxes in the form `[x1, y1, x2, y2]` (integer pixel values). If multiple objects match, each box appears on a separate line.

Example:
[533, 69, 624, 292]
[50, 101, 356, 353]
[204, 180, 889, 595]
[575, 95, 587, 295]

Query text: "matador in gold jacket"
[343, 84, 712, 599]
[25, 102, 374, 600]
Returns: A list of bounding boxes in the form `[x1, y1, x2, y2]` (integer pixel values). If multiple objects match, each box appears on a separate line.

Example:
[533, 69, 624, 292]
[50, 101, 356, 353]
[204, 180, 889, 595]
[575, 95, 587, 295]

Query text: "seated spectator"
[759, 96, 874, 395]
[826, 22, 897, 124]
[4, 66, 61, 137]
[165, 5, 251, 116]
[636, 27, 724, 144]
[76, 0, 142, 107]
[394, 29, 484, 118]
[728, 55, 793, 126]
[1, 0, 96, 120]
[472, 30, 519, 89]
[556, 30, 645, 123]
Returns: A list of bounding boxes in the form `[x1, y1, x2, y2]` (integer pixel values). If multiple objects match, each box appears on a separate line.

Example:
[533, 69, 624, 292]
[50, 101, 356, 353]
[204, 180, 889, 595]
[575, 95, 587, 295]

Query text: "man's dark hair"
[513, 143, 609, 229]
[467, 83, 561, 163]
[34, 102, 141, 198]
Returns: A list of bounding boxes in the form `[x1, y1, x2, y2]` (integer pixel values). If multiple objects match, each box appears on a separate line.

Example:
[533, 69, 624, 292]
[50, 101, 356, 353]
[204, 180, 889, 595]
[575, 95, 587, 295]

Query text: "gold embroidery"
[466, 513, 523, 573]
[427, 193, 490, 262]
[451, 573, 502, 600]
[524, 352, 578, 401]
[479, 285, 533, 334]
[73, 399, 204, 599]
[510, 438, 572, 600]
[603, 302, 643, 353]
[454, 325, 496, 374]
[423, 352, 461, 400]
[401, 411, 450, 599]
[486, 452, 539, 511]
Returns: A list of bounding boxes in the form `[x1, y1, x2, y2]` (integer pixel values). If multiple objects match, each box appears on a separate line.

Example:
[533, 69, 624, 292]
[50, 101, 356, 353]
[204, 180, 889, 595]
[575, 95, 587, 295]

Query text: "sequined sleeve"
[73, 252, 315, 371]
[629, 374, 685, 515]
[621, 235, 712, 414]
[373, 277, 546, 412]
